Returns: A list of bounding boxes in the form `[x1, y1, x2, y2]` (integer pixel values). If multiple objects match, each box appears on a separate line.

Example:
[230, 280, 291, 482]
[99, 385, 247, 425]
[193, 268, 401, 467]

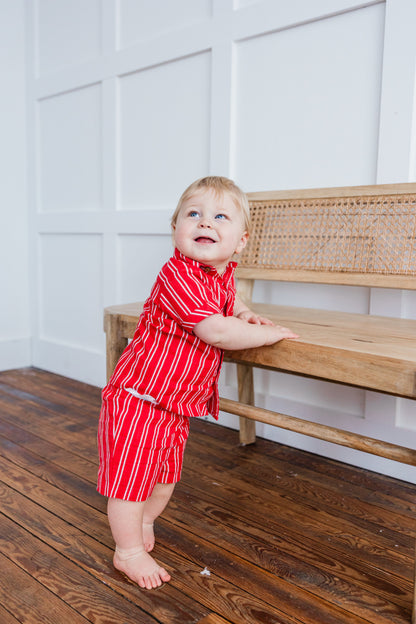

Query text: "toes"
[114, 548, 170, 589]
[135, 567, 170, 589]
[144, 568, 170, 589]
[146, 572, 161, 590]
[153, 574, 163, 589]
[159, 567, 171, 583]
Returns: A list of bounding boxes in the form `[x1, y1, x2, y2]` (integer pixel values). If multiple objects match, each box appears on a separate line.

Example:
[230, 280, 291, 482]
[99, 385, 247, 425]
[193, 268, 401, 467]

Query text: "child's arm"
[233, 294, 274, 326]
[193, 313, 299, 350]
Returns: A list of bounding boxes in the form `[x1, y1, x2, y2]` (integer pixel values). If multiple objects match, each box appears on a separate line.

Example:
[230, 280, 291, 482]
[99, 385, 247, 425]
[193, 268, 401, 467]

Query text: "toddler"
[97, 176, 298, 589]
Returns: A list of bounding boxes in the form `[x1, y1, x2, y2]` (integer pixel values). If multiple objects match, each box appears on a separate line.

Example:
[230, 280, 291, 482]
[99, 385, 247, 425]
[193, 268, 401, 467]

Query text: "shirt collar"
[174, 248, 237, 282]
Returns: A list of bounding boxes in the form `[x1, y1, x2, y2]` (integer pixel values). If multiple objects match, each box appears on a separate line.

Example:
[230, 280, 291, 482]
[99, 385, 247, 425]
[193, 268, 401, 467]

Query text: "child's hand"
[267, 325, 299, 344]
[194, 314, 299, 350]
[236, 310, 275, 326]
[235, 310, 299, 341]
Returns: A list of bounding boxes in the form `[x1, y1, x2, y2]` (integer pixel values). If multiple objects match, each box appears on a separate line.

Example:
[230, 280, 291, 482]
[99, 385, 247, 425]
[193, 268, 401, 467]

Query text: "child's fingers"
[277, 325, 299, 339]
[247, 316, 262, 325]
[258, 316, 275, 326]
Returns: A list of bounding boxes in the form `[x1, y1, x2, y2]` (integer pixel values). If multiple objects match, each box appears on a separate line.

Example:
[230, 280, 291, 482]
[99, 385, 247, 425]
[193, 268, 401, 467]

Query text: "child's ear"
[234, 231, 248, 255]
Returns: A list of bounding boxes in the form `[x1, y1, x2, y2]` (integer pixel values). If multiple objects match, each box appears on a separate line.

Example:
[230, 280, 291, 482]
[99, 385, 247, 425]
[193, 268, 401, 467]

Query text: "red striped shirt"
[104, 249, 237, 419]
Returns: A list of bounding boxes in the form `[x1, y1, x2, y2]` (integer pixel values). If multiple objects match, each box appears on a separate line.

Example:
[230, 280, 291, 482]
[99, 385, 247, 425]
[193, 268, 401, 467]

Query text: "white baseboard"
[32, 338, 105, 388]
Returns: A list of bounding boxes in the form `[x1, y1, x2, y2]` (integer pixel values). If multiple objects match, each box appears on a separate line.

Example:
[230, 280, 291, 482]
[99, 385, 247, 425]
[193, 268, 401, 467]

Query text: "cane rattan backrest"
[237, 183, 416, 289]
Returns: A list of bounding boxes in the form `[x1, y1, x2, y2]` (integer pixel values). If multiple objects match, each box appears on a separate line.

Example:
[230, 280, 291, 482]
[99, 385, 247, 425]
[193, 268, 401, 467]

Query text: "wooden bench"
[104, 182, 416, 622]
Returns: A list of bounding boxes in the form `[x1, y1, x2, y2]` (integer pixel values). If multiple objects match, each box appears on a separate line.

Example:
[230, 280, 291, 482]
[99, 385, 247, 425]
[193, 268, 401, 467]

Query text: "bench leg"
[104, 314, 129, 382]
[237, 364, 256, 445]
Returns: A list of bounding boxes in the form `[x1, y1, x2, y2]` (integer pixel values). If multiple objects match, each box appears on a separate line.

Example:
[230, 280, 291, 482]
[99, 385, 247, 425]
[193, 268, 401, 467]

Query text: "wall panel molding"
[233, 0, 384, 41]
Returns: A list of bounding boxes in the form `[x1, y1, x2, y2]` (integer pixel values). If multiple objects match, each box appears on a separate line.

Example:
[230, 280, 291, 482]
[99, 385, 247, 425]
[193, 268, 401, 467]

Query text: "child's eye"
[215, 213, 227, 220]
[188, 210, 199, 218]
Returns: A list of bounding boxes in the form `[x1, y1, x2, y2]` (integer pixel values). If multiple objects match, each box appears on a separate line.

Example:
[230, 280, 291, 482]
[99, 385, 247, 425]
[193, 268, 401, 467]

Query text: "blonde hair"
[171, 176, 251, 234]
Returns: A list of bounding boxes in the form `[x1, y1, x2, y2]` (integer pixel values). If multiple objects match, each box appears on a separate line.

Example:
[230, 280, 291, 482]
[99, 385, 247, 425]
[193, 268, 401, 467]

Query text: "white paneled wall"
[118, 0, 212, 48]
[38, 85, 103, 212]
[21, 0, 416, 482]
[118, 51, 211, 208]
[117, 234, 172, 303]
[38, 234, 103, 351]
[0, 0, 30, 370]
[36, 0, 102, 75]
[233, 4, 384, 189]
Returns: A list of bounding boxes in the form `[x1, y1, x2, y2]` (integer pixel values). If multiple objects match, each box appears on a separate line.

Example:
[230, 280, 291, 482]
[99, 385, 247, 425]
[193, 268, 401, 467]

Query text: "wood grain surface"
[0, 368, 414, 623]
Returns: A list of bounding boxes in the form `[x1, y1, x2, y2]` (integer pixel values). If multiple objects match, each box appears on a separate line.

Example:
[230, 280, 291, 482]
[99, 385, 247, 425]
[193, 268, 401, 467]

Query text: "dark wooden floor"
[0, 368, 414, 624]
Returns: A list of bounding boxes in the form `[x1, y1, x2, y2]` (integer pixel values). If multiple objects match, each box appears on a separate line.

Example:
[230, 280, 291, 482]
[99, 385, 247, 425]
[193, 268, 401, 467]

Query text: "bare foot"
[114, 546, 171, 589]
[143, 522, 155, 552]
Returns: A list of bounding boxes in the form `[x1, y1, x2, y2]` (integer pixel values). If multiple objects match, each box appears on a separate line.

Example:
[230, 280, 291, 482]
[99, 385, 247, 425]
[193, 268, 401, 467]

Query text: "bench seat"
[226, 302, 416, 399]
[105, 301, 416, 399]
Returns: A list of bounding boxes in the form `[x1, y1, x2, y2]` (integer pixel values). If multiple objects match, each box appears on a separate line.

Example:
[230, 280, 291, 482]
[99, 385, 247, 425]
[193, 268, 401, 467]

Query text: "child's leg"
[142, 482, 176, 552]
[107, 497, 171, 589]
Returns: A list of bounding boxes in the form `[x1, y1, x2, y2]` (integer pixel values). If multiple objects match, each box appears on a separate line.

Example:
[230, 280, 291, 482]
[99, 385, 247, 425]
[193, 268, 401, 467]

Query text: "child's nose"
[199, 216, 212, 227]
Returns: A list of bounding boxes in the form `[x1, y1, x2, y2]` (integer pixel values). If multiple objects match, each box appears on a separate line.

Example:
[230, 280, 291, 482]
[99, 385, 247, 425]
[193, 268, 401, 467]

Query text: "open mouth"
[195, 236, 216, 244]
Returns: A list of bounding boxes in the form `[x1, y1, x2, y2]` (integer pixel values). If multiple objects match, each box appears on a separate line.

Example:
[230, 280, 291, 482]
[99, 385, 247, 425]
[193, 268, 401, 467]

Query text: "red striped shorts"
[97, 386, 190, 502]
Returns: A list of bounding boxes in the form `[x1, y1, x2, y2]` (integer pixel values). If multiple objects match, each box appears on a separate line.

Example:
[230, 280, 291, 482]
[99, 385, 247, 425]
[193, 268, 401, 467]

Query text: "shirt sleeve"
[156, 259, 222, 331]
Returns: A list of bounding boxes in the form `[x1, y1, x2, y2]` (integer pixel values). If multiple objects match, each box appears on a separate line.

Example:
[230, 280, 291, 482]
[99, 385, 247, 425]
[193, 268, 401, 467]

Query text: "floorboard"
[0, 368, 414, 624]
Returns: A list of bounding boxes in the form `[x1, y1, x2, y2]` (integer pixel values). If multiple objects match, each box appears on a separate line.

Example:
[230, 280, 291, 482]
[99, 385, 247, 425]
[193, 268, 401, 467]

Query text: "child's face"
[173, 188, 248, 274]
